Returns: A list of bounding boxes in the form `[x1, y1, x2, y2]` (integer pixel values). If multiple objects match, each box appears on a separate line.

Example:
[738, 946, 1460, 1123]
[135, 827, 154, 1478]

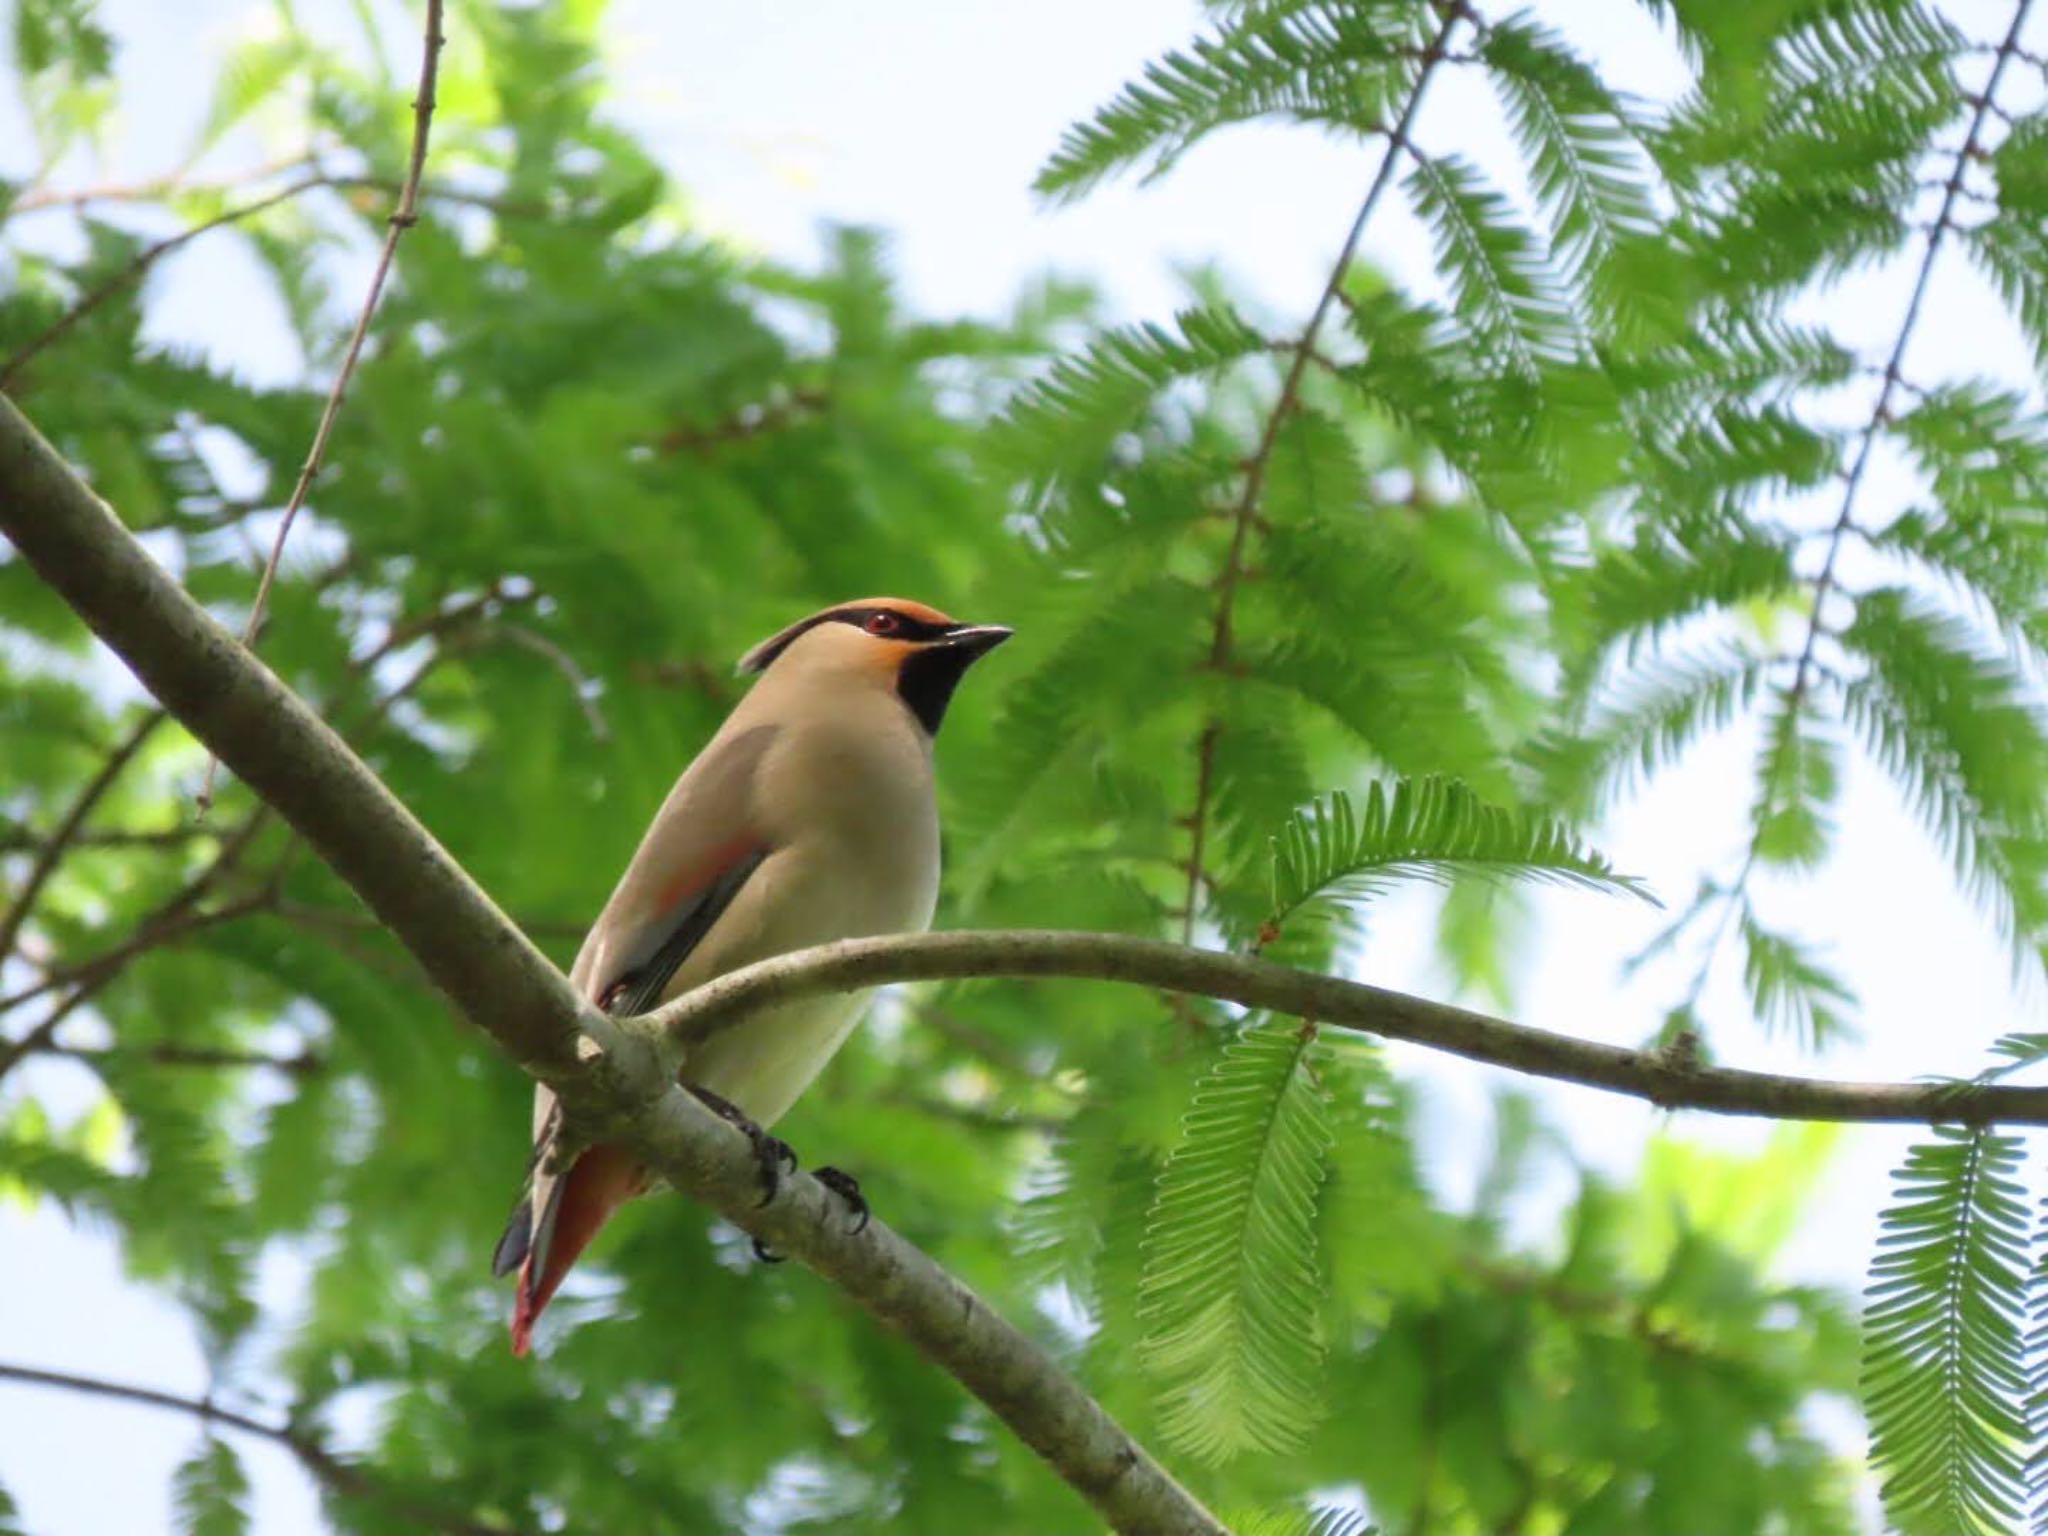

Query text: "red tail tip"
[510, 1261, 537, 1358]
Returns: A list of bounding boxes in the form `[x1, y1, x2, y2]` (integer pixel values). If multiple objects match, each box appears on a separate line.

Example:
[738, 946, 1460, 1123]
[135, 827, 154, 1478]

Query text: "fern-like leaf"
[1404, 152, 1576, 378]
[1480, 14, 1657, 320]
[1138, 1017, 1334, 1463]
[1750, 690, 1840, 872]
[173, 1436, 250, 1536]
[1534, 643, 1768, 813]
[1232, 1507, 1375, 1536]
[1839, 590, 2048, 973]
[1035, 0, 1425, 202]
[1863, 1127, 2030, 1536]
[995, 305, 1273, 486]
[1263, 778, 1653, 946]
[1736, 908, 1856, 1049]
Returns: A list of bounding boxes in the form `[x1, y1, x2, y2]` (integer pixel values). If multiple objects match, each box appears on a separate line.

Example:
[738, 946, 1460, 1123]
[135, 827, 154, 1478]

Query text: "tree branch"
[640, 929, 2048, 1127]
[654, 385, 830, 457]
[0, 393, 1224, 1536]
[22, 1038, 323, 1076]
[0, 1361, 510, 1536]
[0, 179, 329, 392]
[1180, 0, 1465, 939]
[0, 819, 218, 854]
[0, 706, 164, 964]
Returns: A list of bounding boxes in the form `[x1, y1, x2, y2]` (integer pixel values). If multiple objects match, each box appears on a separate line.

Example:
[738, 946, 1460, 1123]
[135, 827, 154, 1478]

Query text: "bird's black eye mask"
[833, 607, 957, 643]
[737, 606, 959, 675]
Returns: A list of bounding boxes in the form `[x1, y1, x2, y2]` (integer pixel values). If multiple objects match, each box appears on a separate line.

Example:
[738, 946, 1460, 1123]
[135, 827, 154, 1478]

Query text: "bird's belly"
[684, 990, 868, 1127]
[665, 828, 937, 1127]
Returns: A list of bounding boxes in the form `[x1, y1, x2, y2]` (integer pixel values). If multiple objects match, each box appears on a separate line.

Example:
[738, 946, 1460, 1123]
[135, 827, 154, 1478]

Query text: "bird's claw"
[750, 1235, 785, 1264]
[814, 1166, 870, 1235]
[686, 1084, 797, 1205]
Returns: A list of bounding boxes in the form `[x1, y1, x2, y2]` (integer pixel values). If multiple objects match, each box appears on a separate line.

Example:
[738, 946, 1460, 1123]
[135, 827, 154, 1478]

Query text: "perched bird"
[493, 597, 1011, 1354]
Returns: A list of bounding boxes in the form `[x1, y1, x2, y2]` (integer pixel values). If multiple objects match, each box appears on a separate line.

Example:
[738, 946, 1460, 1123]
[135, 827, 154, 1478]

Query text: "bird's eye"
[863, 612, 902, 636]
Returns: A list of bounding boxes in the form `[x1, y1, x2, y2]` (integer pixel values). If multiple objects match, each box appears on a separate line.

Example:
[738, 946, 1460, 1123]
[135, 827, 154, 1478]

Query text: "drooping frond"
[1736, 908, 1856, 1050]
[994, 305, 1273, 487]
[1880, 383, 2048, 649]
[1568, 522, 1797, 676]
[1034, 0, 1427, 202]
[1479, 15, 1658, 321]
[1138, 1018, 1334, 1463]
[1261, 779, 1653, 948]
[1839, 590, 2048, 974]
[173, 1436, 251, 1536]
[1403, 152, 1577, 378]
[1534, 643, 1769, 813]
[1863, 1127, 2030, 1536]
[1749, 690, 1841, 873]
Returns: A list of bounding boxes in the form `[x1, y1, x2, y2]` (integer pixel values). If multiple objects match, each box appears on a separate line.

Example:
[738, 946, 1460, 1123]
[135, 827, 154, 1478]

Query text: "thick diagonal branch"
[0, 394, 1222, 1536]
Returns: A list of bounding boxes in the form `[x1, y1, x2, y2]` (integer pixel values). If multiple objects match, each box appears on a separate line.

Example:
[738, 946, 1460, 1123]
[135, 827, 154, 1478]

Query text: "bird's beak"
[933, 623, 1014, 660]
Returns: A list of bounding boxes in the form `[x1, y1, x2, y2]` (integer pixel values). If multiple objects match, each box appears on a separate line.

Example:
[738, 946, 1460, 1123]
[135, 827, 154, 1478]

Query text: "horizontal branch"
[0, 393, 1221, 1535]
[25, 1039, 323, 1076]
[644, 930, 2048, 1127]
[0, 1361, 508, 1536]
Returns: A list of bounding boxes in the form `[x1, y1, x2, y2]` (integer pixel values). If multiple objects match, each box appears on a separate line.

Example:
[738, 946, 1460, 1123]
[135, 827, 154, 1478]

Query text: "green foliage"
[172, 1437, 250, 1536]
[1840, 591, 2048, 974]
[1138, 1018, 1334, 1463]
[1736, 909, 1855, 1049]
[1404, 152, 1574, 378]
[1863, 1128, 2030, 1536]
[1034, 0, 1427, 201]
[1262, 779, 1652, 951]
[5, 0, 2048, 1529]
[1479, 14, 1657, 326]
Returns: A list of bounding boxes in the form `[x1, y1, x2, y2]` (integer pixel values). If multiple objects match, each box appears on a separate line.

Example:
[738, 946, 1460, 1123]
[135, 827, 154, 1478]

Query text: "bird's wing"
[492, 724, 781, 1303]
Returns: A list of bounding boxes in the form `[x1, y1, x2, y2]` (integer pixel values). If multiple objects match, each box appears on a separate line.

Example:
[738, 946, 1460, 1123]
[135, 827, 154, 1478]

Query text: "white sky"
[2, 0, 2044, 1530]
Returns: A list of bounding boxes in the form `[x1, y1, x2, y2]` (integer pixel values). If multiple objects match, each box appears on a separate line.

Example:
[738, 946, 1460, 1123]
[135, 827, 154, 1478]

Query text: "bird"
[492, 597, 1011, 1355]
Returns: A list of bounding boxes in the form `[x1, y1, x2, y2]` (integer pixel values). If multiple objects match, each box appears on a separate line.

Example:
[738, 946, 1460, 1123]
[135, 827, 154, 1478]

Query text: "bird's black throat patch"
[897, 644, 978, 735]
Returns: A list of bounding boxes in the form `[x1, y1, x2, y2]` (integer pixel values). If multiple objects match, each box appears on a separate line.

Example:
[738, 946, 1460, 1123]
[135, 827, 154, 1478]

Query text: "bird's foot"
[686, 1084, 797, 1207]
[813, 1166, 870, 1235]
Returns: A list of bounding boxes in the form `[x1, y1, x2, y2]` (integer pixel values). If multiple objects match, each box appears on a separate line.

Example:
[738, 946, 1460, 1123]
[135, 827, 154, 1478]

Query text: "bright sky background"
[3, 0, 2044, 1530]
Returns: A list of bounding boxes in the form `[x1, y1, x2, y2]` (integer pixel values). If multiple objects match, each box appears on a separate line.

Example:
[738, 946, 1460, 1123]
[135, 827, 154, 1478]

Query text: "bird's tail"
[505, 1143, 646, 1357]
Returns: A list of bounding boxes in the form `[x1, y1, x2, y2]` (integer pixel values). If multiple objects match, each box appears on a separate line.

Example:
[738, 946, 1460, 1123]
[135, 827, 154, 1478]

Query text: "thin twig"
[7, 151, 324, 212]
[471, 621, 610, 740]
[0, 179, 326, 392]
[0, 808, 274, 1081]
[0, 708, 165, 963]
[0, 1362, 512, 1536]
[204, 0, 448, 810]
[1179, 1, 1465, 940]
[1679, 0, 2038, 1005]
[0, 821, 215, 854]
[655, 385, 830, 457]
[0, 891, 274, 1077]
